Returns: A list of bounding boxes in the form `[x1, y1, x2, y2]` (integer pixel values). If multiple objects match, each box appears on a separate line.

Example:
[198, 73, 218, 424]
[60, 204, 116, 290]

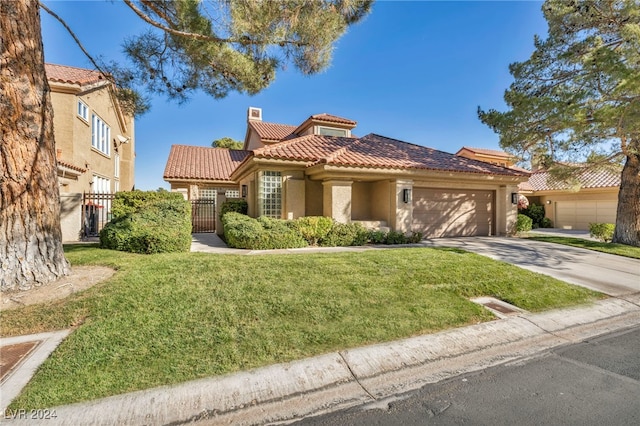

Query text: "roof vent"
[248, 107, 262, 121]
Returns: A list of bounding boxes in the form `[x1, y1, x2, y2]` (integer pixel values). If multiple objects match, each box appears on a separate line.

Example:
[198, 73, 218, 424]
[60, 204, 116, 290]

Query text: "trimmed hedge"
[222, 213, 423, 249]
[219, 199, 248, 219]
[100, 191, 191, 254]
[589, 223, 615, 242]
[515, 214, 533, 233]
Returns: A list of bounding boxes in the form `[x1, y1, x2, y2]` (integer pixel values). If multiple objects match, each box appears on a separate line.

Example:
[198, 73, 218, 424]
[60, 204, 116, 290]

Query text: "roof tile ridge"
[254, 134, 317, 155]
[46, 63, 101, 72]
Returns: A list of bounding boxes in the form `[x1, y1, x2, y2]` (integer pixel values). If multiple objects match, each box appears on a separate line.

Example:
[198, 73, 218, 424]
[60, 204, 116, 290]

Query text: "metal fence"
[82, 192, 115, 238]
[191, 199, 216, 233]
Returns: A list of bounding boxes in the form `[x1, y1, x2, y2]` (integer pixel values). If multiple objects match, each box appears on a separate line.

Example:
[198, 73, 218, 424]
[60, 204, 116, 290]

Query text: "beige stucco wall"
[305, 179, 323, 216]
[323, 180, 352, 223]
[51, 83, 135, 195]
[245, 129, 265, 151]
[60, 192, 83, 242]
[351, 182, 372, 220]
[283, 171, 305, 219]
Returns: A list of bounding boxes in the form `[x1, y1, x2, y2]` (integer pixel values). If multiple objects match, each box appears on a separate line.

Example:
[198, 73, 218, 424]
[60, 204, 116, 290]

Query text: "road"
[295, 325, 640, 426]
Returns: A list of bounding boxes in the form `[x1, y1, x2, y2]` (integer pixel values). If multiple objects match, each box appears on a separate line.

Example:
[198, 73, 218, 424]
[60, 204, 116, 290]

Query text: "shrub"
[589, 223, 615, 242]
[520, 203, 546, 228]
[407, 231, 424, 243]
[293, 216, 334, 246]
[368, 230, 387, 244]
[385, 230, 407, 244]
[222, 213, 307, 249]
[321, 222, 369, 247]
[540, 217, 553, 228]
[219, 199, 248, 219]
[515, 214, 533, 234]
[100, 191, 191, 254]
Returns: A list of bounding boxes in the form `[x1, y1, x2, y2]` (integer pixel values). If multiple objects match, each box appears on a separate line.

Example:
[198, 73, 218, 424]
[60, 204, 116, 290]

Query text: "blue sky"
[41, 0, 547, 190]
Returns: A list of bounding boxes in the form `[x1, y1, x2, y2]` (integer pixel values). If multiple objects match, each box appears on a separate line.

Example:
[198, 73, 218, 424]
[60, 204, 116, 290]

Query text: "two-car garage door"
[412, 188, 494, 238]
[555, 200, 616, 230]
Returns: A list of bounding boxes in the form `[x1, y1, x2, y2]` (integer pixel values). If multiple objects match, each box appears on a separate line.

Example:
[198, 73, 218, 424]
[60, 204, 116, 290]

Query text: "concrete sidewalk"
[3, 294, 639, 425]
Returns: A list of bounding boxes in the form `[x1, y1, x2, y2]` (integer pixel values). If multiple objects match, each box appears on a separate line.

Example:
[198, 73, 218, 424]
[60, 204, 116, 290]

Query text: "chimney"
[247, 107, 262, 122]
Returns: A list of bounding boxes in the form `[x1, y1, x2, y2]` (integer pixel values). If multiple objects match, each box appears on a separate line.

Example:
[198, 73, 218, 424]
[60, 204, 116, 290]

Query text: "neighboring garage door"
[412, 189, 494, 238]
[555, 200, 617, 230]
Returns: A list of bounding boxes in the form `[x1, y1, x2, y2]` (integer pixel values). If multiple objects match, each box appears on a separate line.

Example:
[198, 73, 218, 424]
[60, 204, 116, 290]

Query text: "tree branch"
[38, 1, 112, 82]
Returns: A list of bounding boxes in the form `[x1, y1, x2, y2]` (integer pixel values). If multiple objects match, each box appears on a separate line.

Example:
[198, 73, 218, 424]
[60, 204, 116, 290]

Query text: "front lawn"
[525, 236, 640, 259]
[1, 244, 601, 409]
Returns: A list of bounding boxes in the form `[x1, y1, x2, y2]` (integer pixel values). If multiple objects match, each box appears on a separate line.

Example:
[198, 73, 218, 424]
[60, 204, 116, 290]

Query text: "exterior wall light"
[546, 200, 552, 204]
[403, 188, 411, 204]
[511, 192, 519, 205]
[241, 185, 248, 198]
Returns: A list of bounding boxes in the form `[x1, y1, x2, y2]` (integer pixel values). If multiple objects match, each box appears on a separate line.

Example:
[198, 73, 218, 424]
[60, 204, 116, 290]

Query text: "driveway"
[424, 237, 640, 297]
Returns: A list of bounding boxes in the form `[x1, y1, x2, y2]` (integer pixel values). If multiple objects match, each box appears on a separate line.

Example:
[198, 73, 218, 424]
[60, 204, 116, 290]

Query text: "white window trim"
[114, 153, 120, 178]
[317, 126, 349, 137]
[77, 100, 89, 122]
[91, 113, 111, 157]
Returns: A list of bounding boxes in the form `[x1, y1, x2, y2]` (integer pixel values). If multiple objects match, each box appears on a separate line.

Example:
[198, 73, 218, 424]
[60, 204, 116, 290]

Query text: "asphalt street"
[296, 324, 640, 426]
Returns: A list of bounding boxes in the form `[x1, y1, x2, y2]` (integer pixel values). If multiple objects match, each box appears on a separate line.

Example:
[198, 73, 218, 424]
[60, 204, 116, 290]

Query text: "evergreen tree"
[0, 0, 372, 291]
[479, 0, 640, 246]
[212, 137, 244, 150]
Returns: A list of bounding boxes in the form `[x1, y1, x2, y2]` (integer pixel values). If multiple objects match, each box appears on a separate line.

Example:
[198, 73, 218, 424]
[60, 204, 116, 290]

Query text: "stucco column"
[391, 180, 414, 233]
[216, 190, 227, 235]
[322, 180, 352, 223]
[497, 185, 519, 236]
[284, 172, 306, 220]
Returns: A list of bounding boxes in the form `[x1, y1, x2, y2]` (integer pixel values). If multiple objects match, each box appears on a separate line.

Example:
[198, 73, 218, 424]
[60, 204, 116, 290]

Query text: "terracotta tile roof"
[248, 121, 296, 141]
[308, 113, 357, 126]
[457, 146, 513, 159]
[164, 145, 251, 181]
[45, 63, 107, 87]
[57, 159, 87, 173]
[255, 134, 528, 177]
[523, 167, 621, 191]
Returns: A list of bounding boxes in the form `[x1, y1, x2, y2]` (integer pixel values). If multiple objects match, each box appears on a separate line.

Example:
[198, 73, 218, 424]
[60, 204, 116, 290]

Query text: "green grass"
[526, 236, 640, 259]
[1, 244, 601, 409]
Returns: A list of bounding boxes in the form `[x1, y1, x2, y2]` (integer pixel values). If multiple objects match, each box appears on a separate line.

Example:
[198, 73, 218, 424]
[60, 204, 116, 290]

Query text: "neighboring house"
[519, 169, 620, 230]
[453, 146, 620, 230]
[46, 63, 135, 240]
[164, 107, 529, 238]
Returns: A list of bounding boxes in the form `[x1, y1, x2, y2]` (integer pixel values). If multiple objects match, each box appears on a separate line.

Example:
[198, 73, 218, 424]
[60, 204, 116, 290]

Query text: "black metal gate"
[191, 199, 216, 233]
[82, 192, 115, 238]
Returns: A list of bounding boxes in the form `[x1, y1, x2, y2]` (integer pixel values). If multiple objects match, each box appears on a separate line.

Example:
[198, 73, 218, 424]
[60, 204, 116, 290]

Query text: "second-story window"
[114, 153, 120, 178]
[77, 100, 88, 121]
[92, 114, 110, 156]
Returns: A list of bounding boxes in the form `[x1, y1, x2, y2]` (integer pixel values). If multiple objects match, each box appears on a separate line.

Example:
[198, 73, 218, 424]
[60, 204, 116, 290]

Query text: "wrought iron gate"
[82, 192, 115, 238]
[191, 199, 216, 233]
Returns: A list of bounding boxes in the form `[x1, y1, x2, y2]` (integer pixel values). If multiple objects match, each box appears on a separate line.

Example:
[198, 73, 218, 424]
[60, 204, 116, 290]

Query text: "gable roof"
[45, 63, 107, 87]
[456, 146, 513, 159]
[247, 121, 296, 142]
[523, 167, 621, 192]
[253, 134, 528, 176]
[164, 145, 251, 181]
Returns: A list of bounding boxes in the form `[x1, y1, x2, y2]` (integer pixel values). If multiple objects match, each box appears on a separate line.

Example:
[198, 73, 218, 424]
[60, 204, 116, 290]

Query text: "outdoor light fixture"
[241, 185, 248, 198]
[546, 200, 552, 205]
[403, 188, 411, 204]
[511, 193, 519, 205]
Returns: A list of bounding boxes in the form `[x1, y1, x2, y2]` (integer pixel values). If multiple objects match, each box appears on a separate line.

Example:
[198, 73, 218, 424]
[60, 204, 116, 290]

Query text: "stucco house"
[46, 63, 135, 240]
[164, 107, 529, 238]
[454, 146, 620, 230]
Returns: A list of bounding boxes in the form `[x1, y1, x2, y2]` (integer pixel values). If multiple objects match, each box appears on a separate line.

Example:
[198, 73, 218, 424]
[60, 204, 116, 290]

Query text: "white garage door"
[555, 200, 617, 230]
[412, 189, 494, 238]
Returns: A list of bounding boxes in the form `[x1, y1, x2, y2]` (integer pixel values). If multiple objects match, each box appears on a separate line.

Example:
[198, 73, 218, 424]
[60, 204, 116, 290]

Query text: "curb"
[4, 296, 639, 425]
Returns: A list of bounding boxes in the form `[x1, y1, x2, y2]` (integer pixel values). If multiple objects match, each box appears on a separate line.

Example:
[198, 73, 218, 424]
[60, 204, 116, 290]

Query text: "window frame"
[91, 113, 111, 156]
[77, 100, 89, 122]
[257, 171, 282, 218]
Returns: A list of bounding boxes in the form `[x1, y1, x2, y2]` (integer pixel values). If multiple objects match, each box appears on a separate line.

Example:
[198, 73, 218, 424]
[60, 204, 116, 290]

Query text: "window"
[114, 181, 120, 193]
[199, 188, 240, 200]
[77, 100, 88, 121]
[258, 171, 282, 218]
[318, 126, 347, 137]
[91, 114, 110, 156]
[114, 154, 120, 178]
[92, 175, 110, 194]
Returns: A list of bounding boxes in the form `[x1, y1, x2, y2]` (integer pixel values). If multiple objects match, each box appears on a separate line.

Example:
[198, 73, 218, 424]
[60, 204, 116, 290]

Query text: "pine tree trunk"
[612, 149, 640, 247]
[0, 0, 69, 291]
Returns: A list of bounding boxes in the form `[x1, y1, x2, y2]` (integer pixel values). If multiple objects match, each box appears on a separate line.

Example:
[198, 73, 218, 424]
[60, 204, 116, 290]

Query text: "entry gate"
[191, 199, 216, 233]
[82, 192, 115, 238]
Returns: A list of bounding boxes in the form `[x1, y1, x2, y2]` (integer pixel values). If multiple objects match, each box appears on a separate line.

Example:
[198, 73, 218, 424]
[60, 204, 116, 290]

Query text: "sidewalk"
[3, 294, 639, 425]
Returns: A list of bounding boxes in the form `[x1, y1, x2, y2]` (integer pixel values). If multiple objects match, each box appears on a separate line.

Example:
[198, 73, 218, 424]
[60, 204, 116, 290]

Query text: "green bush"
[540, 217, 553, 228]
[219, 199, 248, 219]
[515, 214, 533, 233]
[222, 213, 307, 249]
[100, 191, 191, 254]
[366, 229, 423, 245]
[520, 203, 546, 228]
[321, 222, 369, 247]
[368, 230, 386, 244]
[294, 216, 334, 246]
[589, 223, 615, 242]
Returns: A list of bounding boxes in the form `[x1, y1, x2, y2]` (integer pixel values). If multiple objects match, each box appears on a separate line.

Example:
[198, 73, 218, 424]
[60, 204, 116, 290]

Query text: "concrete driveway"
[424, 237, 640, 297]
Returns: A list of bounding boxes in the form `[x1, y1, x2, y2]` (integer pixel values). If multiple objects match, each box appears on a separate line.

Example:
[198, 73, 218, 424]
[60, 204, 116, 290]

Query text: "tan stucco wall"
[51, 83, 135, 195]
[305, 179, 323, 216]
[283, 171, 305, 219]
[323, 180, 352, 223]
[60, 192, 83, 242]
[245, 129, 265, 151]
[371, 181, 391, 224]
[351, 182, 372, 220]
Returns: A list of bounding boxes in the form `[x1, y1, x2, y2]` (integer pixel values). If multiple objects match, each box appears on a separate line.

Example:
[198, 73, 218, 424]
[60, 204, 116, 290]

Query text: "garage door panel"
[413, 189, 494, 238]
[556, 200, 617, 230]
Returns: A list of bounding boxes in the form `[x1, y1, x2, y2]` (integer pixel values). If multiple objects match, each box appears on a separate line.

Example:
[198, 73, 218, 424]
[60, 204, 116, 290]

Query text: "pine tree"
[479, 0, 640, 246]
